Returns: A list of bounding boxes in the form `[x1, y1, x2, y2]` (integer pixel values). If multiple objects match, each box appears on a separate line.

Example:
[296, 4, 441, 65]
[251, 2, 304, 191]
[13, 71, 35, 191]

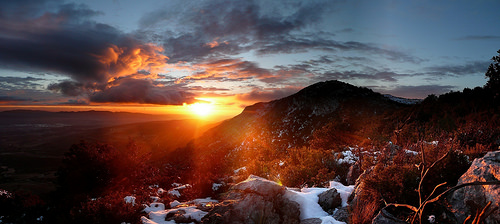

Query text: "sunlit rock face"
[449, 151, 500, 224]
[202, 175, 301, 224]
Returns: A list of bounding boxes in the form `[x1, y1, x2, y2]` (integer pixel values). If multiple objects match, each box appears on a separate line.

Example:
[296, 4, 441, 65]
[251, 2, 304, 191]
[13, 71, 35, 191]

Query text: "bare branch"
[427, 181, 500, 204]
[385, 203, 418, 212]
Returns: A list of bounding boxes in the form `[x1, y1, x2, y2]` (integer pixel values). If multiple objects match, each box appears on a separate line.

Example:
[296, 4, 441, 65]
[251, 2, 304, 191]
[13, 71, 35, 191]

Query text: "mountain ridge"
[192, 80, 408, 172]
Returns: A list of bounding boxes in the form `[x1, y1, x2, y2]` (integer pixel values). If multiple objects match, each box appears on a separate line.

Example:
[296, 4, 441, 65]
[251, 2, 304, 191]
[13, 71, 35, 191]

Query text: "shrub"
[0, 190, 45, 224]
[275, 147, 337, 187]
[68, 191, 144, 224]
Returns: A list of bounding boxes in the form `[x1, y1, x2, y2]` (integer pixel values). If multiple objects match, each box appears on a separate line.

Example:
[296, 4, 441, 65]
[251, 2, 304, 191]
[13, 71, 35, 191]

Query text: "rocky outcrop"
[349, 166, 374, 206]
[449, 150, 500, 224]
[317, 188, 342, 214]
[347, 161, 362, 185]
[202, 175, 301, 224]
[449, 151, 500, 224]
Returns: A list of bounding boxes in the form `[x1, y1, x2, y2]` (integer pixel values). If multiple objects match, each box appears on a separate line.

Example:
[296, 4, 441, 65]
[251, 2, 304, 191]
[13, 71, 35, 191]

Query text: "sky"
[0, 0, 499, 120]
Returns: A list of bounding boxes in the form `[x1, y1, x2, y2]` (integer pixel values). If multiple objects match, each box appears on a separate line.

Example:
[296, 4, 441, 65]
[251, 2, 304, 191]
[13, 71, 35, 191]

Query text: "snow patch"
[329, 181, 355, 207]
[212, 183, 223, 191]
[142, 198, 217, 224]
[124, 196, 136, 206]
[233, 166, 246, 174]
[286, 180, 354, 224]
[167, 184, 191, 198]
[405, 149, 419, 155]
[169, 200, 181, 208]
[337, 149, 358, 164]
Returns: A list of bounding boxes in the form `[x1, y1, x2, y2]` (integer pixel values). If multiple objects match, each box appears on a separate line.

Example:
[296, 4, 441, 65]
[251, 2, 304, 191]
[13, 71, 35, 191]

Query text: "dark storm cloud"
[89, 78, 195, 105]
[0, 2, 120, 82]
[47, 81, 87, 97]
[0, 0, 198, 105]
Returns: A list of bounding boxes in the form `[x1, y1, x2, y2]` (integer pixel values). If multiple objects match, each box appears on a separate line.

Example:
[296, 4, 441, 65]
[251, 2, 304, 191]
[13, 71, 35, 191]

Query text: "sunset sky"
[1, 0, 499, 120]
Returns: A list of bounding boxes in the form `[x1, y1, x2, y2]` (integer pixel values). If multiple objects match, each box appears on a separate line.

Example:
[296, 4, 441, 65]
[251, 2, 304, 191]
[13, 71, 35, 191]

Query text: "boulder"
[333, 206, 349, 223]
[371, 207, 408, 224]
[202, 175, 301, 224]
[317, 188, 342, 214]
[449, 150, 500, 224]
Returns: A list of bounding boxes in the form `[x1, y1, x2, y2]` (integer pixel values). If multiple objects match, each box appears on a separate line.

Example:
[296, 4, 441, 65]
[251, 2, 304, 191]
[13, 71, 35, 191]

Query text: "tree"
[485, 49, 500, 90]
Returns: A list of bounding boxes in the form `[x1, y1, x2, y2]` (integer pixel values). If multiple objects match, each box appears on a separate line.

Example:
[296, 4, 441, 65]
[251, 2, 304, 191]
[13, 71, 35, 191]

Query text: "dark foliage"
[0, 190, 45, 224]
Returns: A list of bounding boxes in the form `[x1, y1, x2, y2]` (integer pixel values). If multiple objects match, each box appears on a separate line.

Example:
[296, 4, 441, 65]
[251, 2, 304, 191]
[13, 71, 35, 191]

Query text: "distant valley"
[0, 110, 217, 194]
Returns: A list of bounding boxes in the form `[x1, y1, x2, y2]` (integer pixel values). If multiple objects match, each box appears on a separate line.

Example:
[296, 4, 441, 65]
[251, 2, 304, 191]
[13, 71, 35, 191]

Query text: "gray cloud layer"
[0, 0, 493, 105]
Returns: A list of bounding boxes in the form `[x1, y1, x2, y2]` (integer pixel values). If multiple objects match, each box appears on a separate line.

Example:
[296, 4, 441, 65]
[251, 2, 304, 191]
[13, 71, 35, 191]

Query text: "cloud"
[426, 61, 489, 77]
[0, 76, 45, 89]
[137, 0, 422, 65]
[0, 95, 32, 102]
[176, 58, 273, 83]
[47, 81, 86, 96]
[0, 1, 197, 105]
[235, 86, 302, 102]
[138, 0, 337, 63]
[318, 70, 410, 83]
[57, 99, 89, 105]
[0, 87, 70, 105]
[455, 35, 500, 41]
[89, 78, 195, 105]
[374, 85, 457, 99]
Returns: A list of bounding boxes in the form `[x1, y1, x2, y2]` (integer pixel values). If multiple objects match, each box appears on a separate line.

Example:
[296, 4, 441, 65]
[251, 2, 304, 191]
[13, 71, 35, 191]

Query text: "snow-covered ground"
[137, 179, 355, 224]
[286, 180, 354, 224]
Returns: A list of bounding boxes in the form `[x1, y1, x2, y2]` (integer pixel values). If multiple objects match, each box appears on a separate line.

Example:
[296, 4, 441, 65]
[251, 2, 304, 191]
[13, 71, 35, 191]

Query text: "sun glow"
[187, 100, 215, 117]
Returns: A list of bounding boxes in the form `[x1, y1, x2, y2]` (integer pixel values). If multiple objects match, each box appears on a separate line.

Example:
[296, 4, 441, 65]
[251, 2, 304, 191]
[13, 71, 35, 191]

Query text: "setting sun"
[188, 102, 214, 117]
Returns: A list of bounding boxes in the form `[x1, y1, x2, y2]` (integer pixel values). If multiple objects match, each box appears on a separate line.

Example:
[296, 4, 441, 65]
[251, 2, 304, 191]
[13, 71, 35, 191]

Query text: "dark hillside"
[192, 80, 408, 176]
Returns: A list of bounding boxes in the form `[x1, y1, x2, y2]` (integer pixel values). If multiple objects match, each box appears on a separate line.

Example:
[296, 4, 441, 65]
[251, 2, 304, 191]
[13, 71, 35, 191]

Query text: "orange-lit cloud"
[93, 43, 169, 82]
[176, 58, 273, 83]
[204, 38, 229, 48]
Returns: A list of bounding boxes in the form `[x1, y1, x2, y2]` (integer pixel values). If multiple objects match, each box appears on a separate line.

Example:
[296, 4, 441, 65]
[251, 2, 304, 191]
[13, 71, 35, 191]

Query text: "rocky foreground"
[139, 151, 500, 224]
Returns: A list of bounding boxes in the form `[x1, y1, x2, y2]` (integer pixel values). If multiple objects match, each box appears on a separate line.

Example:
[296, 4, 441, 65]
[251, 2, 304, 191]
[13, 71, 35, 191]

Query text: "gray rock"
[300, 218, 322, 224]
[203, 175, 301, 224]
[318, 188, 342, 214]
[449, 150, 500, 224]
[333, 206, 349, 223]
[371, 207, 408, 224]
[166, 209, 197, 223]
